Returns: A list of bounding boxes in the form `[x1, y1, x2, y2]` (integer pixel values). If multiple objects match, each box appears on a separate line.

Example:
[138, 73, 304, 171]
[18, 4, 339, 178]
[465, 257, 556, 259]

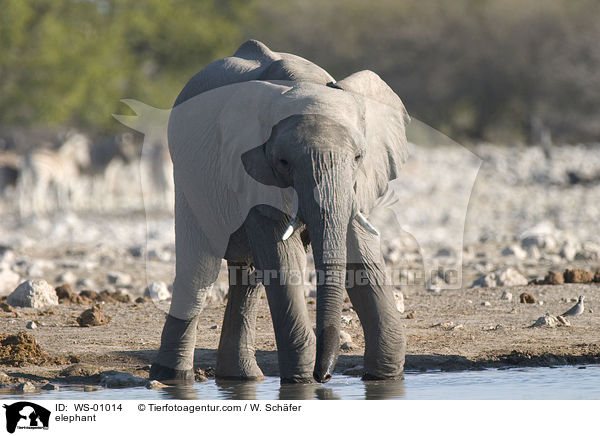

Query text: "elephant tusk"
[355, 212, 380, 236]
[282, 216, 297, 241]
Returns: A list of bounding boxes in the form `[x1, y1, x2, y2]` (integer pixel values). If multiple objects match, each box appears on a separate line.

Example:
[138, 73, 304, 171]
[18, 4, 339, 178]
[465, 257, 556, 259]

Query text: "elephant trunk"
[297, 150, 352, 383]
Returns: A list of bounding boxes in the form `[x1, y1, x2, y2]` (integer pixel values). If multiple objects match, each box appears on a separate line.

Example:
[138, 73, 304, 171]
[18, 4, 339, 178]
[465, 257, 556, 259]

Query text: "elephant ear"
[334, 70, 410, 212]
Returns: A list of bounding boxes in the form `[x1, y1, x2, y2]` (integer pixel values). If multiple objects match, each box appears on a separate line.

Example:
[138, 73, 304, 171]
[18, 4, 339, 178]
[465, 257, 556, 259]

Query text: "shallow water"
[2, 365, 600, 400]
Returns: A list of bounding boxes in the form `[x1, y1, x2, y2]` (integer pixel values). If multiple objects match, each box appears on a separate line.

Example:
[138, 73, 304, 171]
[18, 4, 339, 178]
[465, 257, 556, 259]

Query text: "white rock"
[100, 371, 146, 388]
[0, 268, 20, 296]
[107, 271, 131, 286]
[7, 280, 58, 308]
[146, 380, 168, 390]
[55, 270, 77, 285]
[392, 290, 405, 313]
[0, 246, 15, 266]
[144, 281, 170, 301]
[16, 382, 36, 392]
[482, 301, 491, 307]
[530, 314, 558, 328]
[339, 330, 352, 343]
[497, 267, 528, 287]
[501, 245, 527, 260]
[559, 242, 577, 262]
[26, 321, 37, 329]
[500, 291, 513, 301]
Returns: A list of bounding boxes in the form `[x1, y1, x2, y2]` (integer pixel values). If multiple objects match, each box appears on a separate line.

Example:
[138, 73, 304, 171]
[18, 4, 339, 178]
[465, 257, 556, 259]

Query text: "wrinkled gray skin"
[150, 40, 406, 384]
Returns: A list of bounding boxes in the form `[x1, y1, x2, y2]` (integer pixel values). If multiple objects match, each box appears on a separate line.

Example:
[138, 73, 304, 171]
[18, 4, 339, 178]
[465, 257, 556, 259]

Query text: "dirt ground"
[1, 281, 598, 387]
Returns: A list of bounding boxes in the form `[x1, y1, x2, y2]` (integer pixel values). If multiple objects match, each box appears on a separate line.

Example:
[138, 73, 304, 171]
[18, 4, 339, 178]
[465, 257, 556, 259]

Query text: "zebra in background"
[17, 131, 91, 216]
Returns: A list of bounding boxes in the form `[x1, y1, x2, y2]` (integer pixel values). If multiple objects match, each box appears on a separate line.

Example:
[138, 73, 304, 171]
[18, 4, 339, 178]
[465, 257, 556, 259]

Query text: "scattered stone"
[55, 271, 77, 285]
[544, 271, 564, 285]
[501, 245, 527, 260]
[15, 381, 36, 393]
[0, 302, 16, 314]
[146, 380, 168, 390]
[135, 296, 150, 304]
[209, 324, 218, 330]
[0, 268, 20, 295]
[406, 312, 415, 319]
[342, 365, 364, 376]
[481, 301, 491, 307]
[392, 290, 404, 313]
[519, 292, 536, 304]
[472, 267, 528, 288]
[556, 315, 571, 326]
[59, 363, 100, 377]
[55, 284, 74, 301]
[194, 368, 209, 381]
[530, 314, 558, 328]
[107, 271, 131, 287]
[595, 271, 600, 283]
[7, 280, 58, 308]
[340, 342, 355, 351]
[41, 383, 60, 390]
[0, 332, 51, 366]
[144, 281, 170, 301]
[98, 289, 117, 303]
[76, 278, 95, 289]
[111, 289, 132, 303]
[26, 321, 36, 329]
[77, 305, 110, 327]
[128, 245, 144, 258]
[0, 246, 15, 265]
[0, 371, 11, 384]
[500, 291, 513, 301]
[339, 330, 352, 344]
[99, 371, 146, 388]
[79, 289, 99, 300]
[341, 315, 354, 325]
[433, 321, 461, 331]
[563, 269, 593, 284]
[559, 242, 577, 262]
[520, 222, 558, 251]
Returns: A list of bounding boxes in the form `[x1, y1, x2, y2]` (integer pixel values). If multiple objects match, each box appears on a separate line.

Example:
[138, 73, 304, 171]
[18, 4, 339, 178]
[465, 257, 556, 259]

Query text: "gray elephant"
[149, 40, 407, 384]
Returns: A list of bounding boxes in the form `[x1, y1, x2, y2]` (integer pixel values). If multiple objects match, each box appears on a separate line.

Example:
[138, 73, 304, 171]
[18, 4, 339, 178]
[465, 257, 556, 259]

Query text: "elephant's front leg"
[150, 189, 221, 384]
[245, 211, 316, 383]
[346, 221, 406, 380]
[216, 261, 264, 380]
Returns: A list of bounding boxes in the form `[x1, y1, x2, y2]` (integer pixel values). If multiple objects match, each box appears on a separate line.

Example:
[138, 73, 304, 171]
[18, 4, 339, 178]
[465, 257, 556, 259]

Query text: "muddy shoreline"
[1, 282, 599, 391]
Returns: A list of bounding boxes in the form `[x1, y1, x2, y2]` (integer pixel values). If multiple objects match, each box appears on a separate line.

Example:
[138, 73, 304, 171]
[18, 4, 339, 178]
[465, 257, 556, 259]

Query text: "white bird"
[561, 296, 585, 317]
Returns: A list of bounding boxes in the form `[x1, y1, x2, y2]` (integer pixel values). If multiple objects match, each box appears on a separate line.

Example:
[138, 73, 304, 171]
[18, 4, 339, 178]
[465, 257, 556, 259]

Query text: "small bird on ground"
[561, 296, 585, 317]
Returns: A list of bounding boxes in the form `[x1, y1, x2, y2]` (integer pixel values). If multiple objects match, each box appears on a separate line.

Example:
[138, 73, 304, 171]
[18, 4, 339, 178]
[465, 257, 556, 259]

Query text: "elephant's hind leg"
[150, 189, 221, 384]
[346, 221, 406, 380]
[216, 261, 265, 380]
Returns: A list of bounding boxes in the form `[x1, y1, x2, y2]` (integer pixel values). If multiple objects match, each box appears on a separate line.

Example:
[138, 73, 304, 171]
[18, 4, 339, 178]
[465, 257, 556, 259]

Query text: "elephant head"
[241, 72, 409, 381]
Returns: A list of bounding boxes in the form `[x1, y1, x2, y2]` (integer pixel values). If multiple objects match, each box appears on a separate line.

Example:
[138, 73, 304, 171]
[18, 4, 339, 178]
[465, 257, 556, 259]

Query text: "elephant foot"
[215, 355, 265, 381]
[280, 375, 315, 384]
[362, 372, 405, 381]
[149, 362, 195, 385]
[152, 314, 198, 384]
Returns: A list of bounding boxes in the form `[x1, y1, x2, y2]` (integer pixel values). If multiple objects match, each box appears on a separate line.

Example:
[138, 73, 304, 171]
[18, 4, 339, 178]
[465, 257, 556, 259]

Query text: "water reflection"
[162, 384, 198, 400]
[214, 380, 260, 400]
[363, 379, 405, 400]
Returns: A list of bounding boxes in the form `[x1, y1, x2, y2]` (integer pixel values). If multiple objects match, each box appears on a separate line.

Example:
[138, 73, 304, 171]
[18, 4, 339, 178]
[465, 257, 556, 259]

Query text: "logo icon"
[3, 402, 50, 433]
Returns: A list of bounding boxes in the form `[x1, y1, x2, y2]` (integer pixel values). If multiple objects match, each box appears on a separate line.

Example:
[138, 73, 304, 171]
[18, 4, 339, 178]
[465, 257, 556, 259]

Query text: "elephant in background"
[149, 40, 408, 384]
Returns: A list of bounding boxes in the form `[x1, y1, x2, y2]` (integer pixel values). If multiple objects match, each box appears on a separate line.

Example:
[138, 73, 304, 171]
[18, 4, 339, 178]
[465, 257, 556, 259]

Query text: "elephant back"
[174, 40, 335, 107]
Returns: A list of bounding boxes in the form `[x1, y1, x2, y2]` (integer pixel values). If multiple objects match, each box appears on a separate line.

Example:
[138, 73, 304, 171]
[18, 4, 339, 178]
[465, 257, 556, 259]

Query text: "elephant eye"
[354, 153, 363, 162]
[279, 158, 289, 168]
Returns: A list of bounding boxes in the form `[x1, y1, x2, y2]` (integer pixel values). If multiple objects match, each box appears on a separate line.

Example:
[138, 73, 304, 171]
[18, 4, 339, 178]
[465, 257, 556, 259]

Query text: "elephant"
[149, 39, 408, 384]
